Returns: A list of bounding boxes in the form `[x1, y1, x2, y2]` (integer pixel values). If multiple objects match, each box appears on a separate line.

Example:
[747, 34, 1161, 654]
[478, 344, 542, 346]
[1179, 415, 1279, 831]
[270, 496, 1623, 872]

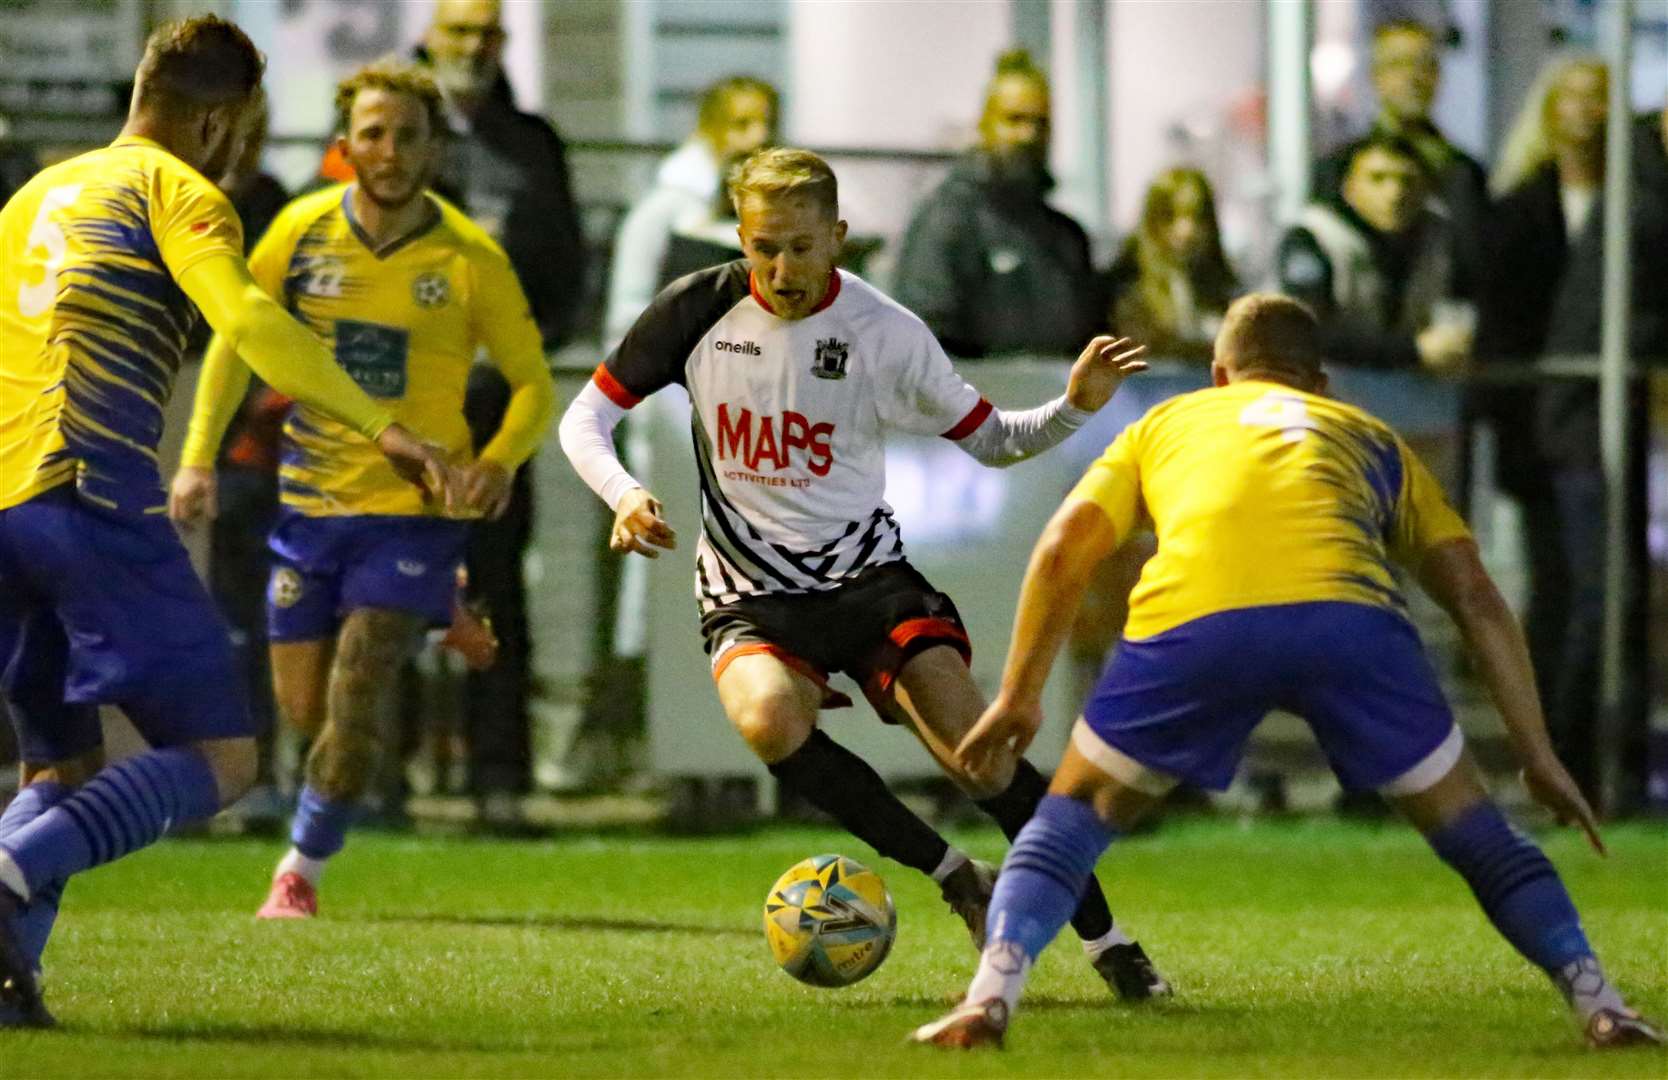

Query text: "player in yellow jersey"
[0, 17, 456, 1026]
[170, 60, 555, 920]
[913, 295, 1661, 1050]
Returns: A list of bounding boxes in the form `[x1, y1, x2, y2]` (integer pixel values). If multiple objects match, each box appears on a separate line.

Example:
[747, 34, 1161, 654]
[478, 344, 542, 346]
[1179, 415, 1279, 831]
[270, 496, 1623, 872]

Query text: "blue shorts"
[266, 510, 468, 642]
[1081, 602, 1457, 793]
[0, 487, 249, 762]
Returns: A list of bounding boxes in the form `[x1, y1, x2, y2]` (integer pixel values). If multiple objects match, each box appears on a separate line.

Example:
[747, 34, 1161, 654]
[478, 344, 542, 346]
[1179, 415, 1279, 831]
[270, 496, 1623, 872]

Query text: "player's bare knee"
[20, 748, 106, 789]
[728, 698, 812, 764]
[947, 753, 1017, 801]
[195, 737, 258, 806]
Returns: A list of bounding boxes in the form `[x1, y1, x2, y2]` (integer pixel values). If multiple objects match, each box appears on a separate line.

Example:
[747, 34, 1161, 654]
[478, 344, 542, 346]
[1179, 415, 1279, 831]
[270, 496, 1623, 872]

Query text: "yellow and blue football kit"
[180, 185, 555, 639]
[1070, 380, 1474, 793]
[0, 138, 396, 760]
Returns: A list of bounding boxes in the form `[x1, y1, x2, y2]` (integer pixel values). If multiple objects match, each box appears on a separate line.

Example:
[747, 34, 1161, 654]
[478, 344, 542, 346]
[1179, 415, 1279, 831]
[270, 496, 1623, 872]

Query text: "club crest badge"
[269, 567, 304, 609]
[811, 337, 849, 380]
[412, 271, 451, 308]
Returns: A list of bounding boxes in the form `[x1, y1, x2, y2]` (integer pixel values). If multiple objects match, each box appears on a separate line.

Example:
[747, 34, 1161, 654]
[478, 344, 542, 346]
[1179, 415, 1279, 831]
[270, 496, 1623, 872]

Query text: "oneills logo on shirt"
[811, 337, 849, 380]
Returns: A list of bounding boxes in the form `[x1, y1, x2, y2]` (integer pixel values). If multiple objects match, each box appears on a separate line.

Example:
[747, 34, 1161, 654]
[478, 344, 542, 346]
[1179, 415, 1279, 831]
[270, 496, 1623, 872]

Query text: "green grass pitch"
[7, 818, 1664, 1077]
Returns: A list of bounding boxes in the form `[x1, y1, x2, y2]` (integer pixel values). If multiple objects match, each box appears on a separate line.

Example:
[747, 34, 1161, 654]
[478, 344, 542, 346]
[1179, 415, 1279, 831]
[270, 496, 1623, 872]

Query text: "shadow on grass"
[124, 1022, 568, 1056]
[864, 993, 1253, 1018]
[363, 912, 755, 938]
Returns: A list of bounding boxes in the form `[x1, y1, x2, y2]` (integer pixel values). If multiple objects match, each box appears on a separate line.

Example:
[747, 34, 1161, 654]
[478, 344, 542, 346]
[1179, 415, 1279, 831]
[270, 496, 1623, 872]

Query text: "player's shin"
[766, 729, 956, 876]
[974, 758, 1121, 944]
[0, 783, 70, 969]
[1424, 800, 1626, 1021]
[966, 795, 1116, 1013]
[0, 748, 221, 902]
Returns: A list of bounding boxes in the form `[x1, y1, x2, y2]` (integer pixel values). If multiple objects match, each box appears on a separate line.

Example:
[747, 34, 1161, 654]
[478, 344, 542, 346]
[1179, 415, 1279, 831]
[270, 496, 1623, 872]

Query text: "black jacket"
[1312, 118, 1488, 287]
[418, 55, 588, 351]
[1476, 158, 1668, 472]
[892, 151, 1101, 358]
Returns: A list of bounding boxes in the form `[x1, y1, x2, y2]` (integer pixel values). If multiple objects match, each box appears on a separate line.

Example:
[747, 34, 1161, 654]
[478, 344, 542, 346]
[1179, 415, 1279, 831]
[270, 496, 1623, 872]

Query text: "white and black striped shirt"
[590, 262, 993, 611]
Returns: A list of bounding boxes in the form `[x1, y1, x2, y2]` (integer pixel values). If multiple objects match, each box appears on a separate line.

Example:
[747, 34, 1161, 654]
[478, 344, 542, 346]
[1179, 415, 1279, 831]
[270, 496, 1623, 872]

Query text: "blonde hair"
[1218, 293, 1322, 384]
[728, 147, 838, 218]
[979, 48, 1049, 142]
[696, 76, 779, 148]
[1490, 55, 1607, 197]
[335, 58, 446, 138]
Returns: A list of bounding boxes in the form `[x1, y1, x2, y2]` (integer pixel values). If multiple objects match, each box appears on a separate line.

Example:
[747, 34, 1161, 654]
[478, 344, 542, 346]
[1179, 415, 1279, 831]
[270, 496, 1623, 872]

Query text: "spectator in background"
[893, 49, 1101, 358]
[1278, 134, 1472, 376]
[1476, 58, 1667, 811]
[1106, 168, 1238, 364]
[205, 94, 291, 831]
[418, 0, 583, 832]
[605, 76, 777, 347]
[1312, 19, 1487, 283]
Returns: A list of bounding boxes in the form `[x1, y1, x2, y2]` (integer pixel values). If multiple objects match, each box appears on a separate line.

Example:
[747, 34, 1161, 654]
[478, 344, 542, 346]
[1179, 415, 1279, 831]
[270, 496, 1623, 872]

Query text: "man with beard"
[893, 49, 1102, 359]
[0, 19, 452, 1024]
[169, 60, 555, 918]
[419, 0, 584, 830]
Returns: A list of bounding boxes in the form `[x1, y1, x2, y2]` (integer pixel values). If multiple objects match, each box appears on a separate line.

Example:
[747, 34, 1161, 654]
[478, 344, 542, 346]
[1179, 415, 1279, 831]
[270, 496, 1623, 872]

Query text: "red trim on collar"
[748, 270, 842, 316]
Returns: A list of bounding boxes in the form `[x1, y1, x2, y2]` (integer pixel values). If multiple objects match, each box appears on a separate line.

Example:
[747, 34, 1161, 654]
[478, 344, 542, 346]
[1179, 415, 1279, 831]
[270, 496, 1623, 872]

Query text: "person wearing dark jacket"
[1312, 20, 1488, 286]
[419, 0, 581, 830]
[1278, 134, 1471, 375]
[893, 49, 1101, 359]
[1476, 59, 1668, 811]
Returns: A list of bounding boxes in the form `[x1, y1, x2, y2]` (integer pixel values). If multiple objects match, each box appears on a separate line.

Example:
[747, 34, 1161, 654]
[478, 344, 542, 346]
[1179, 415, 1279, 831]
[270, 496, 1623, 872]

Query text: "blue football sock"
[0, 748, 220, 899]
[1426, 801, 1593, 976]
[988, 795, 1117, 964]
[290, 785, 358, 860]
[0, 783, 71, 970]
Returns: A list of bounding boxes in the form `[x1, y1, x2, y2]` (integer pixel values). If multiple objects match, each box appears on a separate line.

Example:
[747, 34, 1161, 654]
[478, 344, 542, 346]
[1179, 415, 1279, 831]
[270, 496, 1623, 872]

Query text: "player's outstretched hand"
[1523, 754, 1606, 856]
[168, 466, 218, 526]
[459, 460, 514, 520]
[1065, 335, 1149, 413]
[376, 423, 460, 511]
[957, 694, 1046, 783]
[612, 487, 677, 558]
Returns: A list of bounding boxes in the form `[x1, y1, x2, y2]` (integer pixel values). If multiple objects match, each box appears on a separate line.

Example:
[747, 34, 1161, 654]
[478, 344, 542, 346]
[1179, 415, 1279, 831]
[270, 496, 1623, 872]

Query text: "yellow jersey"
[183, 184, 550, 517]
[1071, 379, 1471, 640]
[0, 137, 244, 514]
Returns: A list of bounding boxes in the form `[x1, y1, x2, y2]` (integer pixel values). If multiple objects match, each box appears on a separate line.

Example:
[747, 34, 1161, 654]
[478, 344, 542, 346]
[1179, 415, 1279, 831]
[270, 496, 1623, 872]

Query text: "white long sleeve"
[558, 381, 644, 511]
[953, 395, 1093, 468]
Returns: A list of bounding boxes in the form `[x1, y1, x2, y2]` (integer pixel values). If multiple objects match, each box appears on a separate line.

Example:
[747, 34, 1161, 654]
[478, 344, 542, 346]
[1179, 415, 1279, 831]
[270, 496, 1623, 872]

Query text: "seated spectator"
[893, 49, 1101, 358]
[1106, 168, 1238, 363]
[1476, 57, 1666, 810]
[1278, 133, 1472, 375]
[605, 76, 777, 346]
[1312, 18, 1487, 282]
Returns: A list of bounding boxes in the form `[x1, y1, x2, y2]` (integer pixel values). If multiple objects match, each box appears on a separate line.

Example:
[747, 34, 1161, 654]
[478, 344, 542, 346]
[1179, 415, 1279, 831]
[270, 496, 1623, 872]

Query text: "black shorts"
[700, 560, 971, 713]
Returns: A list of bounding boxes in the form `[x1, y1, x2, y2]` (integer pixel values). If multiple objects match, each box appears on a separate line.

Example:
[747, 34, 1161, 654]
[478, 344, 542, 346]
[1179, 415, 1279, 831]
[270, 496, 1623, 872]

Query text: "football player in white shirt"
[561, 148, 1167, 999]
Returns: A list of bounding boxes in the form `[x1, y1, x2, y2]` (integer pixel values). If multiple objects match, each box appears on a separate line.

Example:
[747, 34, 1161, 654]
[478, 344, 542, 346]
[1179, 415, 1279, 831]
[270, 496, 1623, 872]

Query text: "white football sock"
[930, 846, 970, 885]
[275, 848, 328, 887]
[1081, 924, 1134, 958]
[0, 850, 29, 902]
[966, 939, 1032, 1012]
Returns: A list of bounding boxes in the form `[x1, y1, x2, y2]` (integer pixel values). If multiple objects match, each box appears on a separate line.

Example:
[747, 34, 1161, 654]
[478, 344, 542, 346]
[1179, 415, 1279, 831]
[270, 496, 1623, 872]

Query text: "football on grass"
[763, 854, 896, 987]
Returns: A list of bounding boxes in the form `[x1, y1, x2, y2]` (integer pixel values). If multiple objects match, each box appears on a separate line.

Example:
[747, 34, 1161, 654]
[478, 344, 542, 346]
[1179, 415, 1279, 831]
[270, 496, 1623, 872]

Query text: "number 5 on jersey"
[17, 184, 84, 317]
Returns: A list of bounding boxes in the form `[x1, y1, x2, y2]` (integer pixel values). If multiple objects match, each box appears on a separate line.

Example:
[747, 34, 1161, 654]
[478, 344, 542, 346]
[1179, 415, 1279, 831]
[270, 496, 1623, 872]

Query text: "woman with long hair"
[1106, 167, 1238, 362]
